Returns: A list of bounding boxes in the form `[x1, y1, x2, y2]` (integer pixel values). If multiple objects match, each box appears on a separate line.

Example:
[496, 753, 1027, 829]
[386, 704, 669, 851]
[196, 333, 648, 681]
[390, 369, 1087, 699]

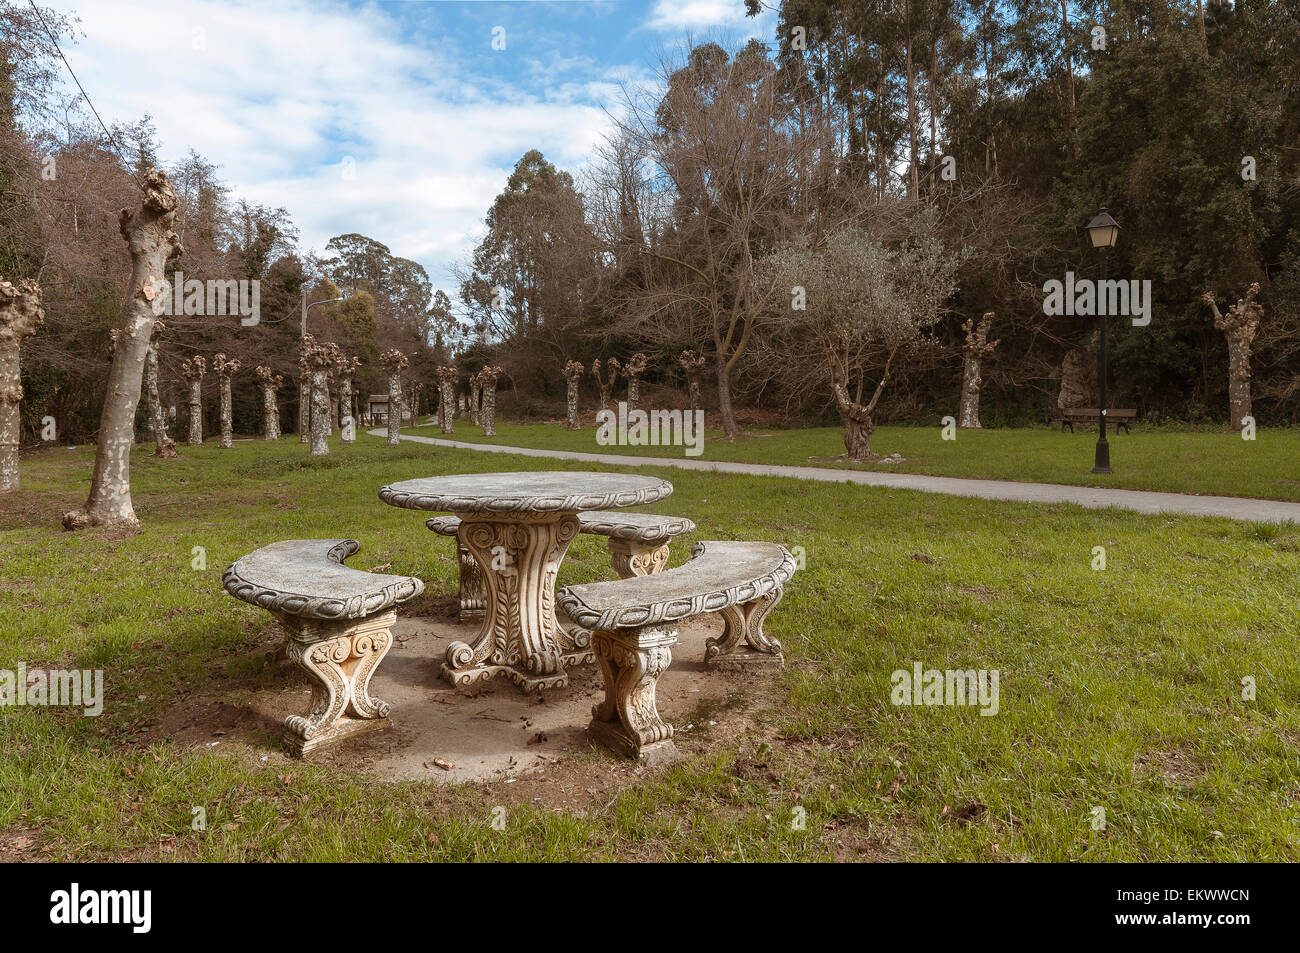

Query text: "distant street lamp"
[301, 290, 349, 337]
[1086, 208, 1120, 474]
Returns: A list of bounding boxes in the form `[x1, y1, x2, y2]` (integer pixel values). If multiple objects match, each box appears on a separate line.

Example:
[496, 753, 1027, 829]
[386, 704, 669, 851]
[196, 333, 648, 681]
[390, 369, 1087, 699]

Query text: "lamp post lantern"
[1085, 208, 1119, 474]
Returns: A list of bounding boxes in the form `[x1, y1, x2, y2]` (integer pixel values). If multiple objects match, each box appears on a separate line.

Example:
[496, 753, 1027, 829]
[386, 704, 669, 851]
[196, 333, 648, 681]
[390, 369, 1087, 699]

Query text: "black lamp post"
[1085, 208, 1119, 474]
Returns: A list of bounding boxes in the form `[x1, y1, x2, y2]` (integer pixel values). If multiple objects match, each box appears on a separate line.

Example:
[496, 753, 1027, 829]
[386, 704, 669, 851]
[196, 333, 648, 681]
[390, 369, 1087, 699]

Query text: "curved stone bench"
[223, 539, 424, 756]
[557, 540, 797, 763]
[428, 510, 696, 623]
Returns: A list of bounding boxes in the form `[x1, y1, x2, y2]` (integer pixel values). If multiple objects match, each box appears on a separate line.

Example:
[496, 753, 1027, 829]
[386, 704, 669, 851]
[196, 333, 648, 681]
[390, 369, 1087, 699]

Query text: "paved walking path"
[372, 430, 1300, 524]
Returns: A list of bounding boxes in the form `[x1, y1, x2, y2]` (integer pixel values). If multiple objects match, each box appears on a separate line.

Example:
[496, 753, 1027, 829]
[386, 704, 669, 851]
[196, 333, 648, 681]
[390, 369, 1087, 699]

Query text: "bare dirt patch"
[1133, 746, 1207, 789]
[149, 610, 779, 798]
[0, 827, 48, 863]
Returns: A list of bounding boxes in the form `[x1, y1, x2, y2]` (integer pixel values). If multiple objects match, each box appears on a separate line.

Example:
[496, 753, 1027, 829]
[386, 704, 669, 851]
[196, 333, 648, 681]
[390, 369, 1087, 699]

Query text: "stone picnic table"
[378, 471, 674, 692]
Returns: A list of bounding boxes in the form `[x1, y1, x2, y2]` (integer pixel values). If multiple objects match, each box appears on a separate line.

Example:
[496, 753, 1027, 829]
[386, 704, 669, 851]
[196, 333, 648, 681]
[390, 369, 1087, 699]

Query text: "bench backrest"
[558, 540, 796, 631]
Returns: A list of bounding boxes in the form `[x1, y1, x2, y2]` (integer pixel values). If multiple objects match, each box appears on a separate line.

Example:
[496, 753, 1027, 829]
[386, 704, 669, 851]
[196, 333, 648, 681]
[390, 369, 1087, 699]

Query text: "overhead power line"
[26, 0, 144, 190]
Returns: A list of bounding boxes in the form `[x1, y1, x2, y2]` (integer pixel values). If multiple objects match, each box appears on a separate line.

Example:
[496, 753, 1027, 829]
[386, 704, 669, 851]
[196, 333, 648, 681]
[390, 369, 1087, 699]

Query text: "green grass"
[2, 432, 1299, 860]
[409, 420, 1300, 502]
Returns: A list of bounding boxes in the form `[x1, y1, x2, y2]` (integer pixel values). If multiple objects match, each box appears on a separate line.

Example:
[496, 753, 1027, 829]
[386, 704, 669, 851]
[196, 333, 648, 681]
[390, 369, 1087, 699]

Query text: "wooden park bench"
[556, 540, 798, 763]
[222, 539, 424, 756]
[1057, 407, 1136, 434]
[427, 511, 696, 623]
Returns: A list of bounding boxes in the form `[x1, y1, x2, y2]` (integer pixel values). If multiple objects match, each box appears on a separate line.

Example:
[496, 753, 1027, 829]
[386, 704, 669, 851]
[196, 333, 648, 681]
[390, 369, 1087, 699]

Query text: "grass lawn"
[2, 432, 1299, 860]
[410, 420, 1300, 503]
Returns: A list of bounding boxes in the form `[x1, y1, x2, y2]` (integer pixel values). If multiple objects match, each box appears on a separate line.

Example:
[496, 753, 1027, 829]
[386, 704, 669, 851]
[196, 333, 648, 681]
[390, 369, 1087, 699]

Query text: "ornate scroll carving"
[705, 585, 785, 671]
[281, 611, 395, 756]
[607, 538, 670, 579]
[589, 623, 679, 764]
[441, 514, 584, 692]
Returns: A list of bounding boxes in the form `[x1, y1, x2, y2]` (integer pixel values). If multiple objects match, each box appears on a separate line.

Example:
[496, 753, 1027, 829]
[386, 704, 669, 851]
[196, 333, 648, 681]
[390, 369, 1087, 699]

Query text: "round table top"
[378, 471, 674, 515]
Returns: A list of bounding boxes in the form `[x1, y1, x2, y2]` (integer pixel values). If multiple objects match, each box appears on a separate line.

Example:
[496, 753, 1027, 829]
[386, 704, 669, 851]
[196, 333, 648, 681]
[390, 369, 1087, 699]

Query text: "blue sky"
[45, 0, 776, 299]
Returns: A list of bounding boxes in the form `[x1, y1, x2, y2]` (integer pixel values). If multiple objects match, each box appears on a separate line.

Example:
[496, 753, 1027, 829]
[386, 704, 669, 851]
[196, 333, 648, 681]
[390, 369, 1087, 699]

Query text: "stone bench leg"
[456, 538, 486, 623]
[705, 586, 785, 671]
[607, 539, 671, 578]
[276, 609, 395, 757]
[589, 623, 678, 765]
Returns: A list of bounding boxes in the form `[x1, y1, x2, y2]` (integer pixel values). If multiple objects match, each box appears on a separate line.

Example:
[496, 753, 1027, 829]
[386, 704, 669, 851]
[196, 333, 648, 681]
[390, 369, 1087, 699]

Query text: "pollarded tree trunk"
[441, 381, 455, 433]
[436, 366, 457, 434]
[322, 341, 342, 437]
[212, 353, 240, 449]
[298, 373, 309, 443]
[0, 279, 44, 492]
[310, 370, 330, 456]
[63, 169, 183, 530]
[678, 349, 706, 414]
[301, 340, 335, 457]
[1204, 285, 1262, 430]
[410, 383, 426, 427]
[959, 354, 982, 428]
[379, 348, 408, 447]
[563, 360, 584, 430]
[478, 365, 501, 437]
[182, 356, 205, 446]
[959, 312, 998, 429]
[593, 357, 620, 411]
[388, 376, 404, 444]
[338, 355, 358, 442]
[255, 366, 282, 440]
[624, 352, 647, 410]
[470, 382, 481, 426]
[482, 382, 496, 437]
[145, 340, 176, 458]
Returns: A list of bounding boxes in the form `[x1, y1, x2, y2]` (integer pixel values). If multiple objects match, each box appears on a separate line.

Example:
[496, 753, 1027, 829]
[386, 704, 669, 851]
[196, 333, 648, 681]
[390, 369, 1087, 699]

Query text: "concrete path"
[373, 430, 1300, 524]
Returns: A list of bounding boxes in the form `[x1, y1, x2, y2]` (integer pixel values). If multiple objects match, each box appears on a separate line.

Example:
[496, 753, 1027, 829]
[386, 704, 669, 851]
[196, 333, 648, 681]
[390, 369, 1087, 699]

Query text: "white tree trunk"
[387, 374, 402, 446]
[959, 354, 983, 429]
[145, 343, 176, 457]
[339, 375, 354, 442]
[1225, 328, 1253, 429]
[0, 280, 43, 492]
[262, 383, 280, 439]
[220, 381, 233, 447]
[470, 383, 481, 426]
[566, 378, 580, 430]
[310, 369, 330, 456]
[482, 382, 497, 436]
[440, 380, 455, 434]
[298, 377, 309, 443]
[187, 377, 203, 446]
[64, 170, 183, 530]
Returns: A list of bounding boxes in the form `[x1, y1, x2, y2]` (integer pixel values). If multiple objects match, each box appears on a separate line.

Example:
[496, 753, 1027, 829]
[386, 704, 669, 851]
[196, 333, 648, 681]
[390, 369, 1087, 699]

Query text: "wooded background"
[3, 0, 1297, 445]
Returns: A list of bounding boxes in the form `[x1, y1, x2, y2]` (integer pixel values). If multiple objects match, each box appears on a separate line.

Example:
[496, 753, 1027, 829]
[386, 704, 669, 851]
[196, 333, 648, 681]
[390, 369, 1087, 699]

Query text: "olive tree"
[759, 224, 959, 461]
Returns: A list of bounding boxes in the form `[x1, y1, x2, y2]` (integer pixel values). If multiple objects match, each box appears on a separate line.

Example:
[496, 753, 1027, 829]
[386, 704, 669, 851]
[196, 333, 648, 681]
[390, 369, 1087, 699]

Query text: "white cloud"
[645, 0, 758, 31]
[44, 0, 628, 295]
